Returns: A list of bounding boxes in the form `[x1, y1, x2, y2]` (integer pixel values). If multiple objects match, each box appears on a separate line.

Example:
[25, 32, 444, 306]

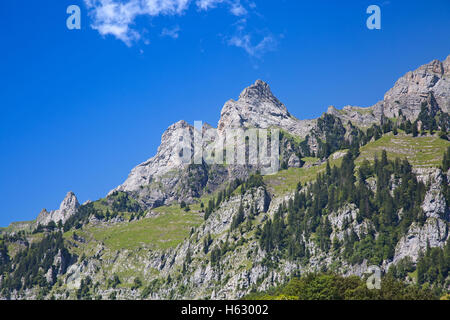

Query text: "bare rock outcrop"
[326, 105, 380, 127]
[383, 55, 450, 119]
[421, 169, 449, 220]
[393, 168, 449, 264]
[113, 120, 196, 194]
[393, 217, 448, 264]
[287, 154, 301, 168]
[217, 80, 316, 138]
[327, 55, 450, 125]
[36, 191, 80, 226]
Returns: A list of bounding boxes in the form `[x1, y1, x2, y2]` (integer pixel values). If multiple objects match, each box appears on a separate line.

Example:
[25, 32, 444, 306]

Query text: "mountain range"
[0, 55, 449, 300]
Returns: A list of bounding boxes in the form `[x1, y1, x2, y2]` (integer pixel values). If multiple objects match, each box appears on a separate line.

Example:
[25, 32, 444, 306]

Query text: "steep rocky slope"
[36, 192, 80, 226]
[327, 55, 450, 126]
[217, 79, 316, 137]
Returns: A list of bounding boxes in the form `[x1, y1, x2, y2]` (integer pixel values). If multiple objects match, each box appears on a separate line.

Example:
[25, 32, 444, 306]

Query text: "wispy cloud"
[84, 0, 278, 58]
[85, 0, 251, 45]
[196, 0, 246, 15]
[230, 3, 247, 16]
[196, 0, 223, 10]
[84, 0, 189, 45]
[161, 25, 181, 39]
[228, 33, 276, 58]
[226, 18, 277, 59]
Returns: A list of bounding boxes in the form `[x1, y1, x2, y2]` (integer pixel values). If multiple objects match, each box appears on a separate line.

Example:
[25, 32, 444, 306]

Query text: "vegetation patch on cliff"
[356, 132, 450, 167]
[83, 211, 203, 251]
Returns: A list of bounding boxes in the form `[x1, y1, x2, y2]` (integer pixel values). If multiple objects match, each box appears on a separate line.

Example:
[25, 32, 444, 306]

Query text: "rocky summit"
[327, 55, 450, 128]
[0, 56, 449, 300]
[384, 56, 450, 119]
[36, 191, 80, 226]
[218, 79, 316, 137]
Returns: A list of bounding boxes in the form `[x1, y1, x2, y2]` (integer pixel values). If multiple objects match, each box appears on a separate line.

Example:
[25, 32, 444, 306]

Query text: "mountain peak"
[36, 191, 80, 226]
[327, 105, 339, 114]
[217, 80, 301, 135]
[237, 80, 287, 114]
[238, 80, 273, 101]
[112, 120, 196, 195]
[168, 120, 190, 130]
[59, 191, 80, 213]
[383, 56, 450, 119]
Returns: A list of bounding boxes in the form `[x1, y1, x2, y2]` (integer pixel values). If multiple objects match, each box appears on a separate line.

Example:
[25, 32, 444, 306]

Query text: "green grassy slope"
[264, 133, 449, 197]
[263, 151, 345, 196]
[356, 132, 450, 167]
[64, 209, 203, 252]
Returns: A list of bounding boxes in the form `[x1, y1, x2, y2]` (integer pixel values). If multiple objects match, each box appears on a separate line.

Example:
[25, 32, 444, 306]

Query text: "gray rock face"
[45, 249, 72, 285]
[217, 80, 316, 138]
[111, 119, 234, 208]
[36, 191, 80, 226]
[202, 186, 270, 236]
[421, 169, 449, 220]
[384, 55, 450, 119]
[287, 154, 301, 168]
[327, 55, 450, 125]
[113, 120, 196, 194]
[327, 105, 380, 127]
[392, 168, 449, 264]
[393, 218, 448, 264]
[328, 204, 373, 242]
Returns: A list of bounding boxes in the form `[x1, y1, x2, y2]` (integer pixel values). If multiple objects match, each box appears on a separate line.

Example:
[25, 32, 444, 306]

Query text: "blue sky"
[0, 0, 449, 227]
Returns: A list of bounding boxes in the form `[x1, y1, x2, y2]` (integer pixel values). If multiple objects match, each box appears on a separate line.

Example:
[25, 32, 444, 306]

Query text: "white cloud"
[85, 0, 190, 45]
[85, 0, 249, 45]
[226, 18, 277, 59]
[196, 0, 246, 16]
[228, 33, 276, 58]
[84, 0, 276, 58]
[161, 25, 181, 38]
[196, 0, 223, 11]
[230, 2, 247, 16]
